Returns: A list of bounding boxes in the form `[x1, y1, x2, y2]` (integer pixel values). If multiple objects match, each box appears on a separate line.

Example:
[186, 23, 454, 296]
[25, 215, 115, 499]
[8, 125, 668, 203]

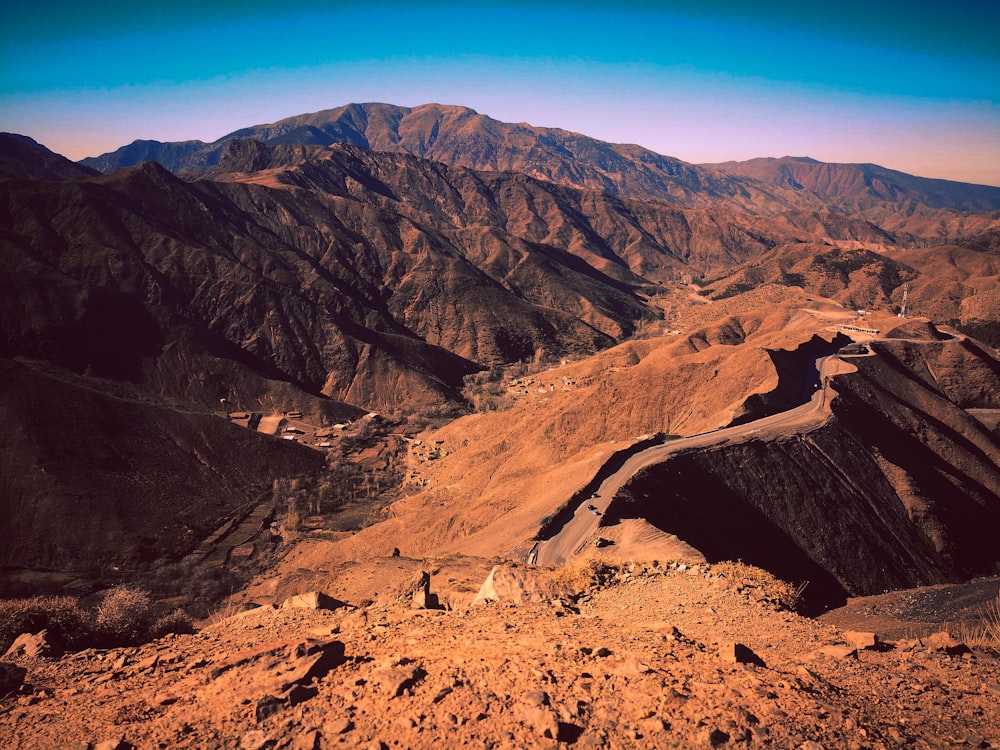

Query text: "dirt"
[4, 560, 999, 749]
[820, 578, 1000, 640]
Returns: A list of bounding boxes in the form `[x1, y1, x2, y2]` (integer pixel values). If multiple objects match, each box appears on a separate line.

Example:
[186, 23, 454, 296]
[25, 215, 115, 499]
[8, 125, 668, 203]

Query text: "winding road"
[533, 353, 860, 565]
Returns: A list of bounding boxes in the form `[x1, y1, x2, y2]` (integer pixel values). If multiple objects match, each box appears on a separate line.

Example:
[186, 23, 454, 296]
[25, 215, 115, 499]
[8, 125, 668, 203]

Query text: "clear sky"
[2, 1, 998, 186]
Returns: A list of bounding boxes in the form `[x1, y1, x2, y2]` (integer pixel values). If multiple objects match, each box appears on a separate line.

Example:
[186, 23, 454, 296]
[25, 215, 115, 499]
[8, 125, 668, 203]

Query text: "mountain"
[81, 103, 1000, 216]
[0, 357, 326, 592]
[703, 156, 1000, 213]
[5, 116, 1000, 609]
[7, 137, 924, 420]
[0, 133, 100, 182]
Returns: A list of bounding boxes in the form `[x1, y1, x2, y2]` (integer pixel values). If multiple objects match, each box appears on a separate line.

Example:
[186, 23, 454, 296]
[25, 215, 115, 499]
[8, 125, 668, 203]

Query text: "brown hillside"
[0, 358, 324, 594]
[607, 336, 1000, 609]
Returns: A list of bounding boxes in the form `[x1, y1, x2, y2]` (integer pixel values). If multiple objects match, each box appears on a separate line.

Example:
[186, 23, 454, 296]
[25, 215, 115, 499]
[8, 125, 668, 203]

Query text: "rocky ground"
[3, 560, 999, 749]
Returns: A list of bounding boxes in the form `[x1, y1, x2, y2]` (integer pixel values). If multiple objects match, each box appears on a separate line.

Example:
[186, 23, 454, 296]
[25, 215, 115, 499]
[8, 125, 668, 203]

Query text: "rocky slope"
[3, 562, 999, 749]
[0, 358, 326, 595]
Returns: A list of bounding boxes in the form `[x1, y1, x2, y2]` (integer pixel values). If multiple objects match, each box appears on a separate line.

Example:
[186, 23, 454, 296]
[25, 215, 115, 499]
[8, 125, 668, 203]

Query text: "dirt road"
[534, 354, 858, 565]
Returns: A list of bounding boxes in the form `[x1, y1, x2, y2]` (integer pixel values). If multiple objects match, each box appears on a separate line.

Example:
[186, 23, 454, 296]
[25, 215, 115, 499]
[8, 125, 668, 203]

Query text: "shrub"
[0, 596, 91, 653]
[546, 559, 622, 595]
[95, 586, 152, 645]
[148, 608, 195, 639]
[711, 560, 806, 612]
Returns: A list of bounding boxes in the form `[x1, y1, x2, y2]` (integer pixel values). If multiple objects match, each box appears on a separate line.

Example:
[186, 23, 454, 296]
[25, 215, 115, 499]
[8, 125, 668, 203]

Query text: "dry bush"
[711, 560, 806, 612]
[0, 595, 91, 652]
[546, 558, 622, 595]
[148, 607, 195, 638]
[953, 593, 1000, 650]
[95, 586, 153, 645]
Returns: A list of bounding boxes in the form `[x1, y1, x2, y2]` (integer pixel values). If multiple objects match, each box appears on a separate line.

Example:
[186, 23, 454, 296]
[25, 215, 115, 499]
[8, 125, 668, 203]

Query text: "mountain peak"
[0, 132, 100, 181]
[76, 103, 1000, 214]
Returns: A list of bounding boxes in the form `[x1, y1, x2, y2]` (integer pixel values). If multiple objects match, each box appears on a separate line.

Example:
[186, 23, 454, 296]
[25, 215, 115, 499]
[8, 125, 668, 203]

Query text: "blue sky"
[2, 1, 998, 185]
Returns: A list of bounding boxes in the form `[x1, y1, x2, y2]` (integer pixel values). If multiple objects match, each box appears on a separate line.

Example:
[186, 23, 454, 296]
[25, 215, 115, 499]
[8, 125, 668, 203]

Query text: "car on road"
[586, 504, 597, 511]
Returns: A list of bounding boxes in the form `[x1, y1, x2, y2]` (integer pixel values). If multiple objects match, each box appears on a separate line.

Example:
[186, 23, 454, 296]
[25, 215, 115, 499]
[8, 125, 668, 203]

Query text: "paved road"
[534, 354, 855, 565]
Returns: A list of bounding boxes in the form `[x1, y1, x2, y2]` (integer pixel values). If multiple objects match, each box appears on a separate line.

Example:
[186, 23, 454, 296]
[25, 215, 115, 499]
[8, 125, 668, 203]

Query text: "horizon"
[2, 1, 998, 187]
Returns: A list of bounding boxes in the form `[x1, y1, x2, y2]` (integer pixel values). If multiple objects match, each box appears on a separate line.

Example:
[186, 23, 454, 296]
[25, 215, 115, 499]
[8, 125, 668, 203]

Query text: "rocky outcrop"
[471, 564, 572, 606]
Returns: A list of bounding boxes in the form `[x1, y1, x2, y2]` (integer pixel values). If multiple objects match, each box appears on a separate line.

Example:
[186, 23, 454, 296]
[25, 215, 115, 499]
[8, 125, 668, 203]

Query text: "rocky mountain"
[703, 156, 1000, 213]
[610, 334, 1000, 610]
[5, 110, 1000, 617]
[0, 133, 99, 182]
[81, 102, 1000, 216]
[8, 136, 929, 420]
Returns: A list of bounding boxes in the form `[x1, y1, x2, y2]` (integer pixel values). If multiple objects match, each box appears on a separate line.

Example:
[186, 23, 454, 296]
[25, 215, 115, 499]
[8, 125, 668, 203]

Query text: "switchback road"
[533, 354, 858, 565]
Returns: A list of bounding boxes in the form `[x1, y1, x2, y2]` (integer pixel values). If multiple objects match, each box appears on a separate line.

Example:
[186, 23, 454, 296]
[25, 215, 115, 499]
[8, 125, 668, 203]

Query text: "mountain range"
[81, 103, 1000, 214]
[2, 103, 999, 604]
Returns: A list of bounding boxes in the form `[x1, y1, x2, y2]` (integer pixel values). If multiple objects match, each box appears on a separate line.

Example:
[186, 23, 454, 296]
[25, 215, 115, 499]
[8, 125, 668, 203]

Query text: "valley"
[2, 103, 1000, 748]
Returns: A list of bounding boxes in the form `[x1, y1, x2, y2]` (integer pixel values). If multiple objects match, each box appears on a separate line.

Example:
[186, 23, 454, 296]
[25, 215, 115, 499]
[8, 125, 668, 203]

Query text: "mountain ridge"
[78, 102, 1000, 215]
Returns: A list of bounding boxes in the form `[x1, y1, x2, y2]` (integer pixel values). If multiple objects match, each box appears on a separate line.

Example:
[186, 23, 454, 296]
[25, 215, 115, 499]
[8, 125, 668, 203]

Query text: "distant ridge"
[79, 103, 1000, 215]
[1, 132, 100, 181]
[702, 156, 1000, 213]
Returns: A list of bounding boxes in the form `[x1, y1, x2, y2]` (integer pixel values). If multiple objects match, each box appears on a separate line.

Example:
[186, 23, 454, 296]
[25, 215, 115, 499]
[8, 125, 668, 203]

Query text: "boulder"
[280, 592, 346, 611]
[471, 564, 573, 606]
[3, 629, 60, 659]
[396, 571, 443, 609]
[716, 642, 766, 668]
[843, 631, 879, 650]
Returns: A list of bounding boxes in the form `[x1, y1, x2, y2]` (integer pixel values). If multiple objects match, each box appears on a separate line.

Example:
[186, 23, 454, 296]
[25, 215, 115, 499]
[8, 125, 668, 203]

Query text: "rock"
[240, 730, 272, 750]
[843, 631, 878, 650]
[292, 730, 320, 750]
[471, 564, 573, 606]
[814, 645, 858, 661]
[638, 717, 668, 733]
[3, 630, 60, 659]
[279, 640, 346, 692]
[325, 717, 354, 734]
[518, 703, 558, 739]
[93, 739, 133, 750]
[704, 728, 730, 746]
[522, 689, 550, 707]
[800, 742, 826, 750]
[396, 570, 444, 610]
[255, 694, 286, 723]
[717, 642, 766, 668]
[922, 632, 971, 655]
[373, 662, 426, 697]
[280, 592, 346, 611]
[0, 661, 27, 696]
